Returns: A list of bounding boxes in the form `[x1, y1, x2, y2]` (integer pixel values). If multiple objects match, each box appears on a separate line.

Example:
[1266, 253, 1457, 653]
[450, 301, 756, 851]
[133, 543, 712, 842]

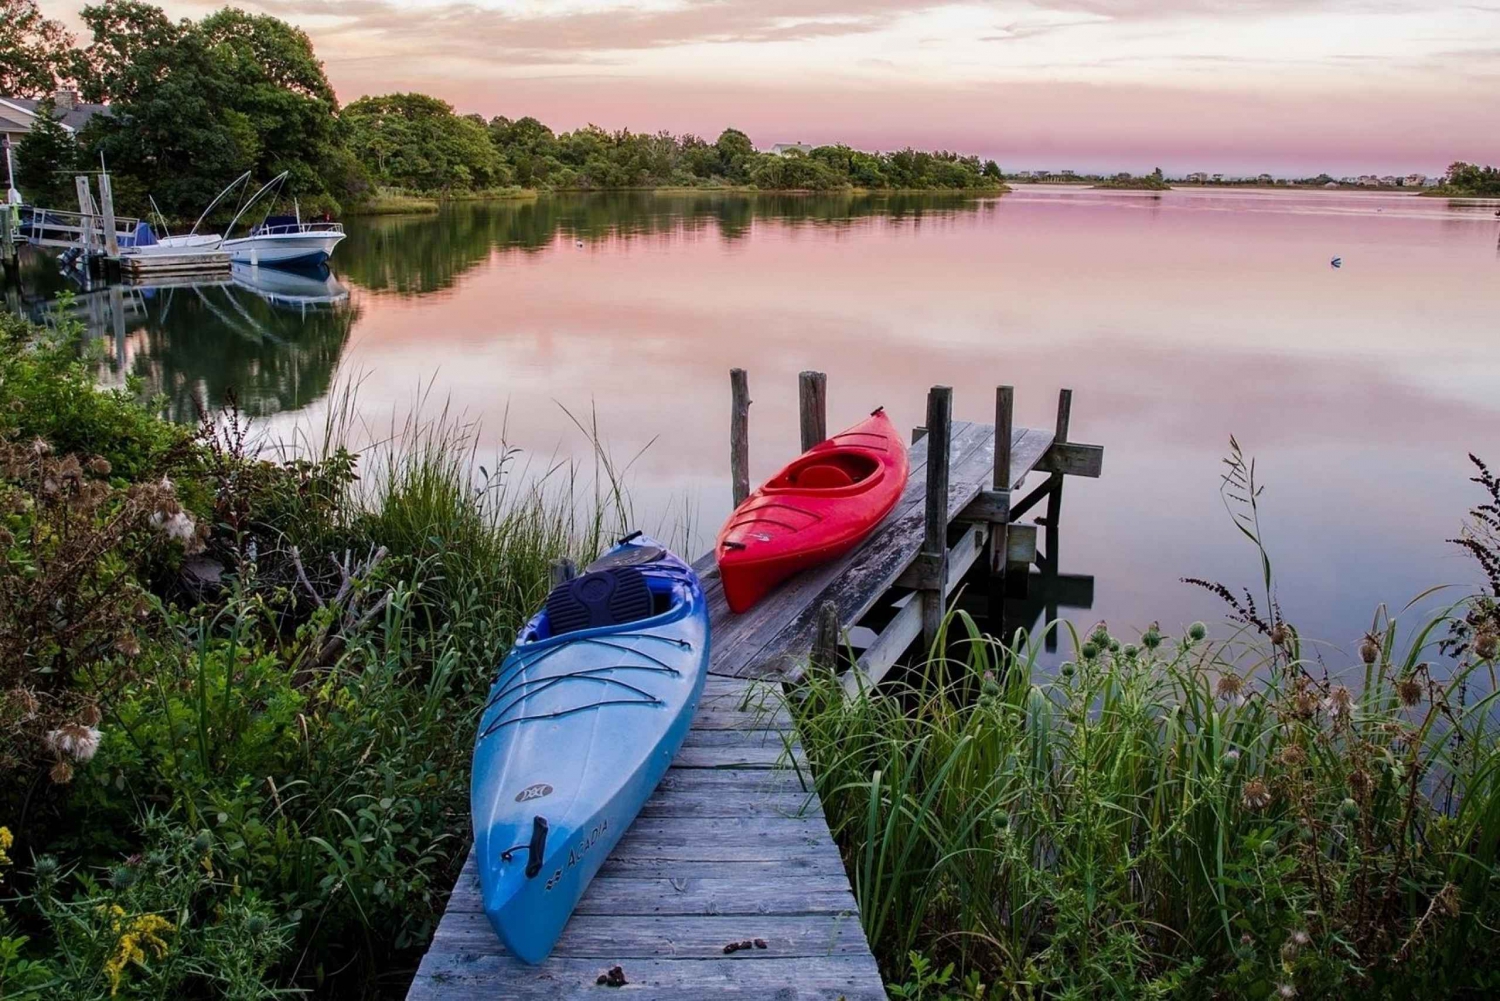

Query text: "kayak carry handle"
[525, 816, 548, 878]
[870, 405, 885, 416]
[618, 529, 644, 545]
[498, 815, 549, 879]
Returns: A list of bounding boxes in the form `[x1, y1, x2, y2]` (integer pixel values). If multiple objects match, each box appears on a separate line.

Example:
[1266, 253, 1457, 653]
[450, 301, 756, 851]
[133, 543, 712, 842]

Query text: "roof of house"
[0, 96, 112, 134]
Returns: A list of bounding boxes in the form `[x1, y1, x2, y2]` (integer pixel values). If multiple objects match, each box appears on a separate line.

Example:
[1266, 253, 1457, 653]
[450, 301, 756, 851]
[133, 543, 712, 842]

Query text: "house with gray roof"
[0, 89, 111, 146]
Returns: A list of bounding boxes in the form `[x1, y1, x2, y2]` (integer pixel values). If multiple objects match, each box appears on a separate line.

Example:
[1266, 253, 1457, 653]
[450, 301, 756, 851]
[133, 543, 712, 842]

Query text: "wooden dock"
[410, 373, 1102, 999]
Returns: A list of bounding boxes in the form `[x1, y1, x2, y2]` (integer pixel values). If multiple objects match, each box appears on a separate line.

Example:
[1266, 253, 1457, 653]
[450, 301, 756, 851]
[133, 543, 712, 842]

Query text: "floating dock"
[411, 372, 1103, 999]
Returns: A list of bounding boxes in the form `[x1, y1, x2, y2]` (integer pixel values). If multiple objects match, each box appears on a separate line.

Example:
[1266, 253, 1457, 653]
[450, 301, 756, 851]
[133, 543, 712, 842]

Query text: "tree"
[345, 93, 505, 193]
[72, 0, 183, 103]
[714, 128, 755, 181]
[14, 97, 79, 205]
[0, 0, 74, 98]
[982, 159, 1002, 180]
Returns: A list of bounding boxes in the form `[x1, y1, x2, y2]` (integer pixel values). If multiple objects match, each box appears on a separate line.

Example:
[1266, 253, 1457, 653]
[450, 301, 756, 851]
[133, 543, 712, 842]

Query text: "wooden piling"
[548, 558, 577, 588]
[730, 368, 750, 507]
[988, 386, 1015, 633]
[74, 176, 95, 256]
[98, 172, 119, 257]
[1042, 389, 1072, 573]
[798, 370, 827, 452]
[919, 386, 952, 649]
[811, 600, 839, 674]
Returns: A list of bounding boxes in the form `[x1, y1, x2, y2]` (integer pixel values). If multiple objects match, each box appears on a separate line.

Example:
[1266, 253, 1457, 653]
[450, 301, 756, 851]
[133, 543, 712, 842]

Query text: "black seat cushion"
[545, 566, 654, 637]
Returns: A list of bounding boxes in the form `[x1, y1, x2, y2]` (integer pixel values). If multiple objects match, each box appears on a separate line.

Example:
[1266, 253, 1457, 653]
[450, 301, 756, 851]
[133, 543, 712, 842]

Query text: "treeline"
[1436, 161, 1500, 197]
[5, 1, 1001, 218]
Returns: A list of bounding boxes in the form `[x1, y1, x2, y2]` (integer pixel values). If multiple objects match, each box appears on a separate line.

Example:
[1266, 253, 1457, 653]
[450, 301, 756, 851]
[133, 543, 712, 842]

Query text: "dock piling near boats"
[411, 370, 1105, 999]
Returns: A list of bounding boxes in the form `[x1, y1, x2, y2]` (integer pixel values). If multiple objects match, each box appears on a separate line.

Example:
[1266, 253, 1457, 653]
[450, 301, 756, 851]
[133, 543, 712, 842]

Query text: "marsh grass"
[792, 442, 1500, 999]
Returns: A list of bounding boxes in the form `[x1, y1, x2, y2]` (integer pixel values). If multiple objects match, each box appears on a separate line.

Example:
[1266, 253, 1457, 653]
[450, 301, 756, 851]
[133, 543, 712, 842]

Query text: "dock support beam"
[811, 600, 839, 675]
[798, 370, 827, 452]
[730, 368, 750, 507]
[919, 386, 952, 649]
[988, 386, 1015, 636]
[1037, 389, 1072, 574]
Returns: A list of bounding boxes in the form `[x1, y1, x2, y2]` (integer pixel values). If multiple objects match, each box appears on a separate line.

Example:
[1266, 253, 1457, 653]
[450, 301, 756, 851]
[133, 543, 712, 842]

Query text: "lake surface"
[19, 185, 1500, 660]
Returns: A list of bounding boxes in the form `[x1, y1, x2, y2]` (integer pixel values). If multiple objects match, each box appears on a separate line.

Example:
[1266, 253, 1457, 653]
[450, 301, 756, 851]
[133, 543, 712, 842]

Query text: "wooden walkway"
[407, 676, 886, 1000]
[410, 376, 1101, 1000]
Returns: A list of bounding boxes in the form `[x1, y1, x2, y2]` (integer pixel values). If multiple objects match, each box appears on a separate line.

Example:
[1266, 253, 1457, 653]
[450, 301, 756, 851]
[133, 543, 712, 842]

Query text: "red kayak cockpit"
[764, 450, 884, 493]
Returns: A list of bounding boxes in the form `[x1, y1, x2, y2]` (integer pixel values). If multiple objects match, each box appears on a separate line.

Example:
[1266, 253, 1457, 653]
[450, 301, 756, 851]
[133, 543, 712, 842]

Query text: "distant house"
[1257, 173, 1274, 184]
[1403, 174, 1426, 187]
[1211, 173, 1224, 182]
[1186, 171, 1209, 183]
[769, 142, 814, 157]
[0, 89, 110, 146]
[1014, 170, 1034, 179]
[1358, 175, 1379, 186]
[1379, 175, 1399, 186]
[1060, 169, 1076, 177]
[1340, 176, 1358, 184]
[1422, 175, 1441, 187]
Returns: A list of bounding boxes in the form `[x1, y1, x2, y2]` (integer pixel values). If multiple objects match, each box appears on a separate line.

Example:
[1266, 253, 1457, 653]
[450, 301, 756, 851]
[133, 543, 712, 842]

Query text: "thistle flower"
[1090, 623, 1111, 647]
[80, 703, 102, 727]
[87, 456, 112, 476]
[1142, 624, 1162, 650]
[30, 438, 52, 456]
[1277, 744, 1307, 768]
[1324, 685, 1353, 720]
[1221, 748, 1241, 769]
[115, 633, 141, 658]
[1188, 621, 1208, 642]
[1215, 672, 1245, 704]
[1348, 769, 1372, 798]
[7, 687, 38, 720]
[46, 723, 102, 762]
[1475, 632, 1498, 661]
[1270, 622, 1290, 646]
[1276, 982, 1297, 999]
[1340, 797, 1360, 820]
[1241, 778, 1272, 810]
[49, 760, 74, 784]
[1080, 642, 1099, 661]
[1289, 929, 1310, 947]
[1396, 675, 1424, 707]
[1359, 632, 1381, 665]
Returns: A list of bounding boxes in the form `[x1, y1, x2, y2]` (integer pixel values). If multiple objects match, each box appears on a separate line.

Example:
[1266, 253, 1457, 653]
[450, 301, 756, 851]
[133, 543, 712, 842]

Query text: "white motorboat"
[222, 216, 345, 268]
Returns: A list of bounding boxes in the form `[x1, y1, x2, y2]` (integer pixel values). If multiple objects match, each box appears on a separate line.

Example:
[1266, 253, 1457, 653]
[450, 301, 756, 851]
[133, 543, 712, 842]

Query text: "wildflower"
[1215, 673, 1245, 704]
[102, 911, 174, 996]
[1123, 643, 1138, 659]
[1276, 982, 1297, 999]
[1189, 621, 1208, 642]
[980, 671, 1000, 697]
[1340, 797, 1360, 820]
[1270, 622, 1289, 646]
[1222, 748, 1241, 769]
[1260, 838, 1277, 856]
[1475, 632, 1498, 661]
[1289, 929, 1310, 947]
[7, 686, 38, 720]
[110, 866, 137, 890]
[0, 826, 12, 870]
[1396, 675, 1424, 708]
[80, 703, 103, 726]
[244, 912, 270, 936]
[33, 854, 58, 878]
[1080, 642, 1099, 661]
[88, 456, 112, 476]
[1277, 744, 1307, 768]
[1347, 769, 1372, 798]
[1359, 632, 1382, 665]
[1142, 624, 1162, 650]
[1060, 661, 1076, 678]
[1324, 685, 1353, 720]
[115, 633, 141, 658]
[30, 438, 52, 456]
[49, 759, 74, 784]
[158, 511, 197, 545]
[1091, 623, 1111, 647]
[46, 723, 102, 762]
[1241, 778, 1272, 810]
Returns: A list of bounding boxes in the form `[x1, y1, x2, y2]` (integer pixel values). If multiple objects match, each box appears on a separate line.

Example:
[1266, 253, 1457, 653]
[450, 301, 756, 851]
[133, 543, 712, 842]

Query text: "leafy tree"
[714, 128, 755, 181]
[1442, 161, 1500, 196]
[345, 93, 506, 192]
[72, 0, 183, 104]
[0, 0, 73, 98]
[14, 97, 79, 205]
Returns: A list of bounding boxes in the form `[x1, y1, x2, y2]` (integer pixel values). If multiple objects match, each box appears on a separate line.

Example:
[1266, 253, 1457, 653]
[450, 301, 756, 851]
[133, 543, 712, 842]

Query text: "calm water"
[20, 186, 1500, 658]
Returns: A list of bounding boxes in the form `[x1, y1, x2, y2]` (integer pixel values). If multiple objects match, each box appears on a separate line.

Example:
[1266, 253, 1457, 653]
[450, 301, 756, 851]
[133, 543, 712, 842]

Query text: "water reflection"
[338, 191, 998, 296]
[23, 263, 356, 421]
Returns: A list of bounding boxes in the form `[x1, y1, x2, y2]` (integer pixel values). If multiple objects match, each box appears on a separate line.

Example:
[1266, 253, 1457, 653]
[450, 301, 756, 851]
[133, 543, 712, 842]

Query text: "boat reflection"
[27, 265, 357, 421]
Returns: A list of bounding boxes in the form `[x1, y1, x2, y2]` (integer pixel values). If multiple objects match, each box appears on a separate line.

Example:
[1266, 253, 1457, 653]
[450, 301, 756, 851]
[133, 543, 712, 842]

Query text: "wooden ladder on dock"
[408, 372, 1102, 1000]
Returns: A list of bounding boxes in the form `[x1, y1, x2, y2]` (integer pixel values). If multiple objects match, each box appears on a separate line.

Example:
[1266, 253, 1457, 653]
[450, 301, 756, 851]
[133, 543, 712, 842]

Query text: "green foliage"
[14, 97, 81, 206]
[1438, 161, 1500, 197]
[345, 93, 507, 194]
[74, 1, 360, 216]
[14, 817, 290, 999]
[0, 0, 73, 97]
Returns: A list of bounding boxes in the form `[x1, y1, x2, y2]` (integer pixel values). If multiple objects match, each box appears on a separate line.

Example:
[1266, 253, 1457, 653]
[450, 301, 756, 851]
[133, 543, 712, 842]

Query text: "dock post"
[549, 558, 577, 588]
[811, 600, 839, 675]
[1039, 389, 1072, 573]
[99, 172, 119, 258]
[798, 370, 827, 452]
[74, 176, 95, 257]
[1, 208, 17, 289]
[919, 386, 952, 650]
[730, 368, 750, 507]
[988, 386, 1015, 636]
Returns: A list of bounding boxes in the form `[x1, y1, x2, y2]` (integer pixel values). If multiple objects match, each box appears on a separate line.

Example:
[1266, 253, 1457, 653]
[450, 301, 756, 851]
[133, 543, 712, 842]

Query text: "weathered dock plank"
[406, 677, 885, 1001]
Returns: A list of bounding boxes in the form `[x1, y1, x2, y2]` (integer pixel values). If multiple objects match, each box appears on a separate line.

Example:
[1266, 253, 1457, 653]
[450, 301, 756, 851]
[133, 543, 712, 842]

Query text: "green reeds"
[791, 605, 1500, 996]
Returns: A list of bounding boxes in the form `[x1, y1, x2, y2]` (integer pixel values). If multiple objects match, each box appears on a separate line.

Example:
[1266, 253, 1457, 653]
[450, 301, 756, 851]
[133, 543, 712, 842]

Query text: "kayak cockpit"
[764, 450, 884, 493]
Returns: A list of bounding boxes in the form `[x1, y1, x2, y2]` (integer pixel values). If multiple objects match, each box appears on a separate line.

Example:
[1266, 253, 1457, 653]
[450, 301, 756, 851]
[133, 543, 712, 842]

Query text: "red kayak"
[716, 408, 910, 613]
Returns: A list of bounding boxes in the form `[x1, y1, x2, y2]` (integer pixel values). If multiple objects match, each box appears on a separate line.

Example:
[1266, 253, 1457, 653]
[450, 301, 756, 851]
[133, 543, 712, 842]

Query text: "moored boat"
[222, 216, 345, 267]
[471, 533, 710, 963]
[716, 407, 909, 613]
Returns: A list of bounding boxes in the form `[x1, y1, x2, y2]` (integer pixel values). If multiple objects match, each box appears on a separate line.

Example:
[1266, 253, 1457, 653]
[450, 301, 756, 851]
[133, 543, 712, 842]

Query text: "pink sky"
[40, 0, 1500, 175]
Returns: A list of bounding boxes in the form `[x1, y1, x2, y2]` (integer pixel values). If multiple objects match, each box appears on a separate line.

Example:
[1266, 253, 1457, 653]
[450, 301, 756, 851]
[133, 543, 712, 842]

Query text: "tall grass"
[793, 445, 1500, 998]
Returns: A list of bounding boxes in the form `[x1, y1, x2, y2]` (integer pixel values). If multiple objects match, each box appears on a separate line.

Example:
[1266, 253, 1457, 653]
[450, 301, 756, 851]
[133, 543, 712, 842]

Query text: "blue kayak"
[470, 533, 710, 963]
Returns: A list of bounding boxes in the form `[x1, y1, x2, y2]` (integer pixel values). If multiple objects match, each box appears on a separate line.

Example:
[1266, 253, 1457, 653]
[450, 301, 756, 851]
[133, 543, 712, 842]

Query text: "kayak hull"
[470, 536, 709, 964]
[716, 409, 909, 613]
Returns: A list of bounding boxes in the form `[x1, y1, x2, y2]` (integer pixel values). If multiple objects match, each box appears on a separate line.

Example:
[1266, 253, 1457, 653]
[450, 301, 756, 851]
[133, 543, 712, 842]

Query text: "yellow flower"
[0, 826, 11, 881]
[101, 911, 175, 996]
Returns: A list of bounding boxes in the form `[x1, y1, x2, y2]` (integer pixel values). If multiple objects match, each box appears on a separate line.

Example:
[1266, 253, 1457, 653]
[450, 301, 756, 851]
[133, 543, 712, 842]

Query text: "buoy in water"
[1330, 257, 1342, 268]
